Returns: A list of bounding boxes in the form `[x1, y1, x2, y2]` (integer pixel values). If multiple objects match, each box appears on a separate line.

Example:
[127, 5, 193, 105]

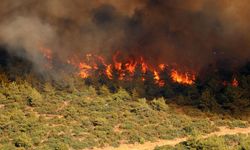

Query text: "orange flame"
[125, 60, 137, 74]
[171, 69, 195, 85]
[72, 53, 196, 86]
[106, 65, 113, 79]
[232, 78, 239, 87]
[79, 63, 92, 70]
[57, 50, 197, 86]
[159, 64, 165, 71]
[78, 63, 92, 78]
[79, 70, 89, 78]
[153, 70, 165, 86]
[141, 63, 147, 73]
[39, 47, 53, 69]
[40, 47, 52, 60]
[113, 52, 122, 71]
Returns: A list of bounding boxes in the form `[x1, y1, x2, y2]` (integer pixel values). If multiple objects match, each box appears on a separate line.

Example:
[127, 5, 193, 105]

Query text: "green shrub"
[26, 88, 42, 107]
[229, 120, 248, 128]
[43, 83, 55, 95]
[112, 88, 131, 101]
[91, 117, 108, 126]
[150, 97, 169, 111]
[98, 86, 111, 96]
[13, 133, 32, 148]
[46, 138, 68, 150]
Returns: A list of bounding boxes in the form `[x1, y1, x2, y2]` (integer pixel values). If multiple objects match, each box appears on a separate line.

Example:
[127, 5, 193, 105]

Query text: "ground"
[95, 126, 250, 150]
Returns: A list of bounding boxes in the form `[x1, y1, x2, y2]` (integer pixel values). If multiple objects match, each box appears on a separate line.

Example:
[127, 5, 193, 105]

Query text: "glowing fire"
[39, 48, 197, 86]
[79, 70, 89, 78]
[40, 47, 52, 60]
[222, 77, 239, 87]
[159, 64, 166, 71]
[39, 47, 53, 69]
[106, 65, 113, 79]
[125, 60, 137, 74]
[113, 52, 122, 71]
[153, 70, 165, 86]
[170, 69, 195, 85]
[141, 61, 148, 73]
[70, 52, 196, 86]
[79, 63, 92, 70]
[39, 47, 53, 61]
[78, 63, 92, 78]
[232, 78, 239, 87]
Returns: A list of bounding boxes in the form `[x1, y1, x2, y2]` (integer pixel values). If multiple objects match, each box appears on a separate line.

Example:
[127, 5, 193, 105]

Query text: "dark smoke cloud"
[0, 0, 249, 72]
[122, 0, 250, 69]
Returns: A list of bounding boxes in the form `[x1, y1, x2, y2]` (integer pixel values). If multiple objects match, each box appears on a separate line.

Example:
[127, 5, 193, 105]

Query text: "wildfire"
[106, 65, 113, 79]
[113, 52, 122, 70]
[232, 78, 239, 87]
[78, 62, 92, 78]
[222, 77, 239, 87]
[153, 70, 165, 86]
[115, 62, 122, 71]
[39, 47, 53, 69]
[72, 52, 196, 86]
[79, 62, 92, 70]
[39, 48, 197, 86]
[153, 70, 160, 81]
[125, 60, 137, 74]
[141, 61, 148, 73]
[159, 64, 166, 71]
[39, 47, 52, 60]
[171, 69, 195, 85]
[79, 70, 89, 78]
[42, 48, 52, 60]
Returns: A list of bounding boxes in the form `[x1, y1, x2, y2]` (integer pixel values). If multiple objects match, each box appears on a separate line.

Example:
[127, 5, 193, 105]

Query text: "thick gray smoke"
[0, 16, 55, 70]
[0, 0, 250, 72]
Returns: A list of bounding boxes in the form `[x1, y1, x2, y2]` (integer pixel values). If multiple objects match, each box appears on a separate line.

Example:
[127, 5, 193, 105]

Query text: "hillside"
[0, 77, 250, 150]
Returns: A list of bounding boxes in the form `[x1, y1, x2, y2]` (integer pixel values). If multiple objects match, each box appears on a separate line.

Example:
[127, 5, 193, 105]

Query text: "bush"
[98, 86, 111, 96]
[13, 134, 32, 148]
[150, 97, 169, 111]
[26, 88, 42, 107]
[199, 89, 219, 111]
[91, 117, 108, 126]
[112, 88, 131, 101]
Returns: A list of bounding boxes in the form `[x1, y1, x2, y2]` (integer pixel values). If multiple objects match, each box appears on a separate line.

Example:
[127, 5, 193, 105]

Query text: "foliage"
[0, 74, 249, 149]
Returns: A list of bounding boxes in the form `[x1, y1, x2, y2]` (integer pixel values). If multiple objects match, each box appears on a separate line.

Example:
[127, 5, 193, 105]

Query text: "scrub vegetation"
[0, 74, 249, 150]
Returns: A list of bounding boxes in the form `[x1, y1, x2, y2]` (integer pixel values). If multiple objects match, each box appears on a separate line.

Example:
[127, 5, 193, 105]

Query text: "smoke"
[122, 0, 250, 68]
[0, 16, 55, 71]
[0, 0, 249, 72]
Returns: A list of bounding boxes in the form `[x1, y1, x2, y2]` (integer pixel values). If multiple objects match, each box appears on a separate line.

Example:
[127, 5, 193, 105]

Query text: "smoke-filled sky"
[0, 0, 250, 71]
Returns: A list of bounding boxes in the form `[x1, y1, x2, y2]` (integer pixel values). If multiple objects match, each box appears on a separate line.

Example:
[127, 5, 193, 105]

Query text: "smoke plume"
[0, 0, 250, 72]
